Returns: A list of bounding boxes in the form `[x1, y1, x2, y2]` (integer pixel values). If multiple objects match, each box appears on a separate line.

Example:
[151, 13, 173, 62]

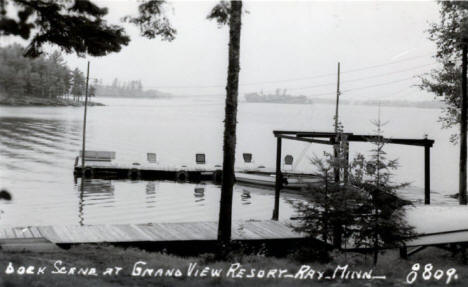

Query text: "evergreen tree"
[348, 118, 414, 265]
[419, 1, 468, 143]
[0, 44, 74, 99]
[294, 119, 414, 264]
[0, 0, 129, 57]
[71, 68, 85, 101]
[293, 151, 363, 251]
[294, 123, 362, 256]
[419, 1, 468, 204]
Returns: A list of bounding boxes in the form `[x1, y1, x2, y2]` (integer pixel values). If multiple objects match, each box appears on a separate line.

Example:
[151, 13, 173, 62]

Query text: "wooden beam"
[274, 131, 434, 147]
[407, 246, 427, 257]
[348, 135, 434, 147]
[273, 130, 310, 136]
[297, 132, 352, 138]
[278, 135, 333, 145]
[272, 137, 282, 221]
[388, 138, 434, 147]
[273, 130, 353, 137]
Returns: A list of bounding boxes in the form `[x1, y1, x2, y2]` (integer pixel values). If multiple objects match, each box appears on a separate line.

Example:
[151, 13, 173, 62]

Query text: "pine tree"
[71, 68, 85, 101]
[293, 151, 363, 250]
[348, 116, 414, 265]
[0, 0, 129, 57]
[294, 118, 414, 264]
[294, 122, 363, 256]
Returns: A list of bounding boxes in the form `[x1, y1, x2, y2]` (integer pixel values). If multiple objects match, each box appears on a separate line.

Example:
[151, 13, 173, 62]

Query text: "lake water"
[0, 96, 459, 227]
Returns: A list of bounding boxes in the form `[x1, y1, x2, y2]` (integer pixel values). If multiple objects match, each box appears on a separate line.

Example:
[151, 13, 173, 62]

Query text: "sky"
[2, 0, 443, 100]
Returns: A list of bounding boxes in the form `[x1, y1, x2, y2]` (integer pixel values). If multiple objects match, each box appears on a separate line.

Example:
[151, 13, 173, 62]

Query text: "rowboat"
[235, 171, 321, 189]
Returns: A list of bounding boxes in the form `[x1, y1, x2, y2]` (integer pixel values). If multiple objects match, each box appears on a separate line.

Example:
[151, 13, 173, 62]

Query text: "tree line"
[94, 78, 171, 98]
[0, 44, 86, 101]
[0, 44, 170, 100]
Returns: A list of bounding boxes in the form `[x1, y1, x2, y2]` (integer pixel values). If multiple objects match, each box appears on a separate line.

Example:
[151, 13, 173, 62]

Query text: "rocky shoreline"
[0, 95, 104, 107]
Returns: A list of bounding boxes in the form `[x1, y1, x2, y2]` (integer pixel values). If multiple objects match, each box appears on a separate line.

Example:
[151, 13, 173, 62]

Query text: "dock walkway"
[0, 220, 305, 246]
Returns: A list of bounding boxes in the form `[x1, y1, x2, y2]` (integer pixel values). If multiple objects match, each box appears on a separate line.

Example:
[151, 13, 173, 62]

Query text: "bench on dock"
[79, 151, 116, 162]
[195, 153, 206, 164]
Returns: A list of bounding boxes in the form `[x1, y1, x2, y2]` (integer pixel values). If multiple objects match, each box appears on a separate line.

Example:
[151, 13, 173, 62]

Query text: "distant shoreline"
[0, 95, 104, 107]
[242, 98, 445, 109]
[95, 95, 169, 99]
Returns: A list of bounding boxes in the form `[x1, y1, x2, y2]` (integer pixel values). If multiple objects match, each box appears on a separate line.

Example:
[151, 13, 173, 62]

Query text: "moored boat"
[235, 171, 321, 189]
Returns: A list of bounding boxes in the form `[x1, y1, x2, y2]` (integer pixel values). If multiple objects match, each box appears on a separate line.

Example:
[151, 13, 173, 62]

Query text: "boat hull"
[235, 172, 321, 189]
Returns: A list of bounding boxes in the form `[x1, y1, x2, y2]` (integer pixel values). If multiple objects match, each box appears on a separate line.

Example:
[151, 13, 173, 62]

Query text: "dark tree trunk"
[460, 41, 467, 205]
[217, 0, 242, 244]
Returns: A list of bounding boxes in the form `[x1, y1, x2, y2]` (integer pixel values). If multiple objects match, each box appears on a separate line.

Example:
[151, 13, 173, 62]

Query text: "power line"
[286, 76, 416, 98]
[341, 54, 433, 74]
[342, 77, 416, 93]
[342, 63, 436, 84]
[272, 63, 433, 91]
[139, 62, 433, 91]
[90, 54, 434, 91]
[239, 55, 434, 86]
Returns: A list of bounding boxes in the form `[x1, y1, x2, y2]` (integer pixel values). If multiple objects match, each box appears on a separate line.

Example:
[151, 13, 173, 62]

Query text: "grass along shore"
[0, 95, 104, 107]
[0, 244, 466, 286]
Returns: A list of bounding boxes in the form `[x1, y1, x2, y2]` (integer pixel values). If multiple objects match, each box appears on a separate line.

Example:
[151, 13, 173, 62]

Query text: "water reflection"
[78, 179, 115, 225]
[146, 181, 156, 195]
[194, 186, 205, 204]
[241, 189, 251, 205]
[72, 179, 297, 226]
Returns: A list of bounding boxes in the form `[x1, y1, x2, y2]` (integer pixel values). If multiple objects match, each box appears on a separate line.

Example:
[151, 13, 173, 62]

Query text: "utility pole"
[334, 62, 341, 183]
[334, 62, 341, 132]
[460, 41, 467, 205]
[81, 61, 90, 171]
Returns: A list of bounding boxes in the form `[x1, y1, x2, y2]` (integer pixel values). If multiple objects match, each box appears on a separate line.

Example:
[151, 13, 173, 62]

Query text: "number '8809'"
[406, 263, 458, 284]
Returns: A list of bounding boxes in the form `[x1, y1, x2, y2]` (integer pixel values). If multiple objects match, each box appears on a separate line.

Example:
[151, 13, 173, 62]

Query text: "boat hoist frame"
[271, 130, 434, 220]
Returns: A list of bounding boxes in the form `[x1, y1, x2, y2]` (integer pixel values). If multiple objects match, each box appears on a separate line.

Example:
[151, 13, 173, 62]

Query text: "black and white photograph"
[0, 0, 468, 286]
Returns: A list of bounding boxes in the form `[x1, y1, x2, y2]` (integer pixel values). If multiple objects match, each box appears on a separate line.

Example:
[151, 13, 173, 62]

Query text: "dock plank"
[0, 220, 304, 244]
[29, 227, 41, 238]
[17, 227, 33, 238]
[0, 229, 7, 239]
[4, 228, 16, 239]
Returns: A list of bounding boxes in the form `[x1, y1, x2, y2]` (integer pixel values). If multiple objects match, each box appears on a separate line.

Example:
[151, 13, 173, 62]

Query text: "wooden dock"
[74, 162, 223, 182]
[73, 151, 227, 182]
[0, 220, 306, 246]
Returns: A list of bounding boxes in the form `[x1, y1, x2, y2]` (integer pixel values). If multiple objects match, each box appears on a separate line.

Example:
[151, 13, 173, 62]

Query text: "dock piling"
[424, 144, 431, 205]
[272, 136, 282, 221]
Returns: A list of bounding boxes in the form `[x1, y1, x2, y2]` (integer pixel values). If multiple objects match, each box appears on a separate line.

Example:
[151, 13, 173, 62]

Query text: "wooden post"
[424, 144, 431, 205]
[272, 136, 282, 221]
[81, 61, 90, 170]
[334, 62, 341, 131]
[343, 134, 349, 183]
[460, 41, 467, 205]
[399, 246, 408, 260]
